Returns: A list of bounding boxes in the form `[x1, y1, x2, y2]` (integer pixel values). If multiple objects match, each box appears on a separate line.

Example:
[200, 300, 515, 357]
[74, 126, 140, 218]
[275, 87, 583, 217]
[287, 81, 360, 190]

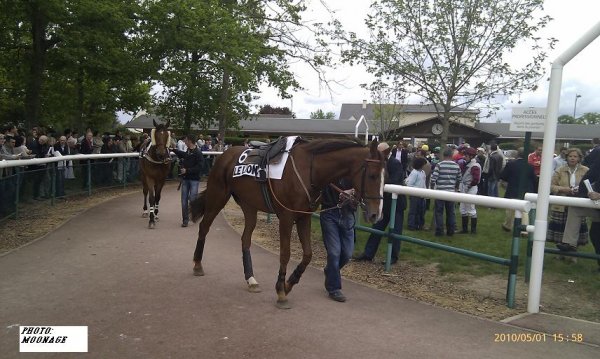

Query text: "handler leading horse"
[140, 119, 171, 228]
[190, 138, 388, 308]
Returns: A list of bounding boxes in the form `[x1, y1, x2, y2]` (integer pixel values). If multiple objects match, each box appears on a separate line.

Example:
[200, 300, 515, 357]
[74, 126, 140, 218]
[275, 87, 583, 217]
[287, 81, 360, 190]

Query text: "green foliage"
[560, 112, 600, 125]
[0, 0, 331, 136]
[259, 105, 293, 116]
[309, 109, 335, 119]
[0, 0, 151, 132]
[337, 0, 555, 144]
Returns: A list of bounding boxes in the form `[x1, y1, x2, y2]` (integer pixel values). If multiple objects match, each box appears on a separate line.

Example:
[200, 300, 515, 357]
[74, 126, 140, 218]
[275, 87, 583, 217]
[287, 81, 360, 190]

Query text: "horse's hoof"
[148, 222, 155, 229]
[276, 300, 291, 310]
[142, 212, 148, 218]
[155, 216, 160, 222]
[193, 265, 205, 276]
[248, 284, 262, 293]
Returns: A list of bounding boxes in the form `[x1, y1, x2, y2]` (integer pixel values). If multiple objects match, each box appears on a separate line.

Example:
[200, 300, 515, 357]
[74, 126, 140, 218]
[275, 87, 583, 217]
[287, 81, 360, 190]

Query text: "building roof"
[338, 103, 478, 120]
[124, 114, 366, 137]
[474, 123, 599, 141]
[124, 114, 597, 142]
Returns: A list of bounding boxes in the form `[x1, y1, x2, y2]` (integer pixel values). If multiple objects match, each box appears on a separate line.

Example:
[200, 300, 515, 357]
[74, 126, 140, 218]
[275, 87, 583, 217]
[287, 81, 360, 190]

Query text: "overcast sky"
[254, 0, 600, 122]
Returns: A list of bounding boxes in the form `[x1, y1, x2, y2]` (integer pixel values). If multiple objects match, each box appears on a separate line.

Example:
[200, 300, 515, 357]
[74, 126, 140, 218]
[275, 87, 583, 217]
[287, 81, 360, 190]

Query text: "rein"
[143, 152, 171, 165]
[266, 151, 383, 215]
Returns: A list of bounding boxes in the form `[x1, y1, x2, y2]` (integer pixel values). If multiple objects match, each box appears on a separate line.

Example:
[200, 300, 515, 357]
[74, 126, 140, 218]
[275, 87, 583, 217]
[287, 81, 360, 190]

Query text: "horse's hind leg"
[192, 190, 231, 276]
[285, 214, 313, 295]
[240, 203, 261, 293]
[275, 215, 293, 309]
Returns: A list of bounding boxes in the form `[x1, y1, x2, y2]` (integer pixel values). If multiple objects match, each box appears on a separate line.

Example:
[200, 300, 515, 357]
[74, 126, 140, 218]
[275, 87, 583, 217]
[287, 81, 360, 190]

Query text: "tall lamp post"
[573, 94, 581, 118]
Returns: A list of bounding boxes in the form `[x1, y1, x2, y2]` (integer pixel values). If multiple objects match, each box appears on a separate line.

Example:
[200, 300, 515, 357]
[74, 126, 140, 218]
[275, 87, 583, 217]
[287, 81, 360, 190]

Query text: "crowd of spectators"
[0, 124, 222, 218]
[353, 137, 600, 271]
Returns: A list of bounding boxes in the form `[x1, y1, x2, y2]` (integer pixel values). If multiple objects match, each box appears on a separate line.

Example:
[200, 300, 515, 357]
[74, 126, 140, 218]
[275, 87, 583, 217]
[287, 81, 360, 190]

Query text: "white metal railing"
[384, 184, 531, 212]
[524, 193, 600, 209]
[0, 151, 225, 169]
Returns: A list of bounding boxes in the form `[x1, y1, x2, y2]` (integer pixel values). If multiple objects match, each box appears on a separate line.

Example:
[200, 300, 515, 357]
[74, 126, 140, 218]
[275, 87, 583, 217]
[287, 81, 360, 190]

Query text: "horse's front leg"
[240, 205, 261, 293]
[275, 215, 294, 309]
[285, 214, 312, 295]
[154, 181, 165, 221]
[148, 186, 156, 229]
[142, 185, 149, 217]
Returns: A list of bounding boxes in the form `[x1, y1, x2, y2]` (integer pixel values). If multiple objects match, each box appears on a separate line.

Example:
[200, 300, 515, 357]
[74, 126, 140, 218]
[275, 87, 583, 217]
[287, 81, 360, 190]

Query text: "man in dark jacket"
[173, 134, 205, 227]
[354, 143, 406, 265]
[499, 147, 536, 232]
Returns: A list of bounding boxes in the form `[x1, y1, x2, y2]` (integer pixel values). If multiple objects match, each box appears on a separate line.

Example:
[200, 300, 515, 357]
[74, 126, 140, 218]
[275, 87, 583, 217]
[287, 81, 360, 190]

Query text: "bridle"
[355, 158, 385, 209]
[144, 130, 171, 165]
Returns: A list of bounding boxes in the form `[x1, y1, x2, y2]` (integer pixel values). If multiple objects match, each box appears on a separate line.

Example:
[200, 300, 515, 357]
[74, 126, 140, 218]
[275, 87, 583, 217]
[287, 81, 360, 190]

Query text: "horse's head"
[152, 119, 171, 161]
[351, 140, 388, 224]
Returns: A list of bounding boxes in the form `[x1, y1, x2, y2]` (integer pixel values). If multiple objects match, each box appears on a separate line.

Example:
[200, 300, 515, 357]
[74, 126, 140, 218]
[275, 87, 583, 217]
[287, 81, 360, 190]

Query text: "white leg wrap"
[247, 277, 259, 286]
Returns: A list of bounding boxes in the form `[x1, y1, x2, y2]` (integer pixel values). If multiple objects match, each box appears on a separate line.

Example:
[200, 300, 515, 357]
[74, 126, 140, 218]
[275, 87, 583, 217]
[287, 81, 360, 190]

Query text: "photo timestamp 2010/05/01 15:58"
[493, 332, 584, 343]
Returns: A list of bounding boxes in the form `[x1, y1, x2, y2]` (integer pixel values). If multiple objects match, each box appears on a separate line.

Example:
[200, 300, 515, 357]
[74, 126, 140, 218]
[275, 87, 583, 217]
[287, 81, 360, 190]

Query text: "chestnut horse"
[140, 119, 171, 228]
[189, 138, 387, 308]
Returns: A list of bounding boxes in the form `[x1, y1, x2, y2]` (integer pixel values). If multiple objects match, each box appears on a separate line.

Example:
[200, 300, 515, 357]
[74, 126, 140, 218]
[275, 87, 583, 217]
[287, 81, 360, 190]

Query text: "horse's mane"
[301, 138, 364, 155]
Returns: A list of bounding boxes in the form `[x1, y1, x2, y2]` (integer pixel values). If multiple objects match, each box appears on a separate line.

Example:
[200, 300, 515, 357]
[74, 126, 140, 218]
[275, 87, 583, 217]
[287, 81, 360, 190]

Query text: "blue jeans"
[362, 193, 405, 261]
[320, 208, 355, 293]
[487, 178, 499, 197]
[407, 196, 425, 229]
[181, 179, 200, 224]
[434, 199, 456, 234]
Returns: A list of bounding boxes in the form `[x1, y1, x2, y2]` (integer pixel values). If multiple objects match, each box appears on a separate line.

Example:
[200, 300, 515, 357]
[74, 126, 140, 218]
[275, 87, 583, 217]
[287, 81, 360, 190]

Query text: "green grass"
[312, 203, 600, 298]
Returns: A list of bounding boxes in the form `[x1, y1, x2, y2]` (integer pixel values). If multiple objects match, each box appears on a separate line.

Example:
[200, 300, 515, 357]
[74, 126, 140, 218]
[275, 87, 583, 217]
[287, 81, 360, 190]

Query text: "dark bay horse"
[140, 119, 171, 228]
[189, 138, 388, 308]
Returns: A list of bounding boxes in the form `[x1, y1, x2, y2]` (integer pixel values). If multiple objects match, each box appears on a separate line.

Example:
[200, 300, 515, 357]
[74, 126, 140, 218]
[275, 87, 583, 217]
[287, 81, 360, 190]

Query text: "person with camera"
[548, 148, 589, 255]
[172, 134, 205, 227]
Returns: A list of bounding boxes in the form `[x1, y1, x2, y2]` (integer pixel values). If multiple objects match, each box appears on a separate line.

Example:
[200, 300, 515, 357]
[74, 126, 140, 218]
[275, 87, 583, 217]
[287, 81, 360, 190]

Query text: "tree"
[364, 78, 405, 140]
[0, 0, 151, 132]
[309, 109, 335, 119]
[142, 0, 330, 138]
[339, 0, 555, 144]
[259, 105, 294, 116]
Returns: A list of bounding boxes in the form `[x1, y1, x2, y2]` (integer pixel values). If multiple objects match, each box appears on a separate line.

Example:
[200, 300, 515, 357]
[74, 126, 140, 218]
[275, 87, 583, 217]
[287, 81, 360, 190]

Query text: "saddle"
[244, 137, 291, 181]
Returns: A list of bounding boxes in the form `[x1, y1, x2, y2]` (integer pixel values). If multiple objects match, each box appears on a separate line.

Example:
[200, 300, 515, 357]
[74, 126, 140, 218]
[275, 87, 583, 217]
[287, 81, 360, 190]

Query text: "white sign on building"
[510, 107, 546, 132]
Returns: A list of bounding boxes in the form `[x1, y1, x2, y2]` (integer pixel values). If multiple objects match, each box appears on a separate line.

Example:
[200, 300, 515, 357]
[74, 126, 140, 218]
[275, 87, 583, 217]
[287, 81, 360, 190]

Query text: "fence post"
[50, 164, 56, 206]
[14, 167, 22, 219]
[525, 207, 536, 283]
[87, 160, 92, 196]
[506, 210, 522, 308]
[385, 193, 398, 272]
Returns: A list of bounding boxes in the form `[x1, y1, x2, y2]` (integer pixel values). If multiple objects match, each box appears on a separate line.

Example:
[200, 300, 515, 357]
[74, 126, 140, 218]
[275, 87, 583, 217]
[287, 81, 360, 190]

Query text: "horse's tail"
[190, 190, 207, 223]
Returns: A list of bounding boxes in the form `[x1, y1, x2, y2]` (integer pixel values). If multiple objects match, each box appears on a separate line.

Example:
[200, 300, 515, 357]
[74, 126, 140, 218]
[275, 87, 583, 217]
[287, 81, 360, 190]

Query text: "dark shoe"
[470, 218, 477, 234]
[435, 232, 444, 237]
[556, 243, 576, 252]
[353, 254, 372, 262]
[447, 230, 454, 237]
[328, 290, 347, 302]
[459, 216, 469, 234]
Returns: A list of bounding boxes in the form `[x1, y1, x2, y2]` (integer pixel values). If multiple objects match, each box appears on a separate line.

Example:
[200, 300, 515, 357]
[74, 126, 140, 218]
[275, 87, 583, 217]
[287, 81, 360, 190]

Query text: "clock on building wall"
[431, 123, 444, 135]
